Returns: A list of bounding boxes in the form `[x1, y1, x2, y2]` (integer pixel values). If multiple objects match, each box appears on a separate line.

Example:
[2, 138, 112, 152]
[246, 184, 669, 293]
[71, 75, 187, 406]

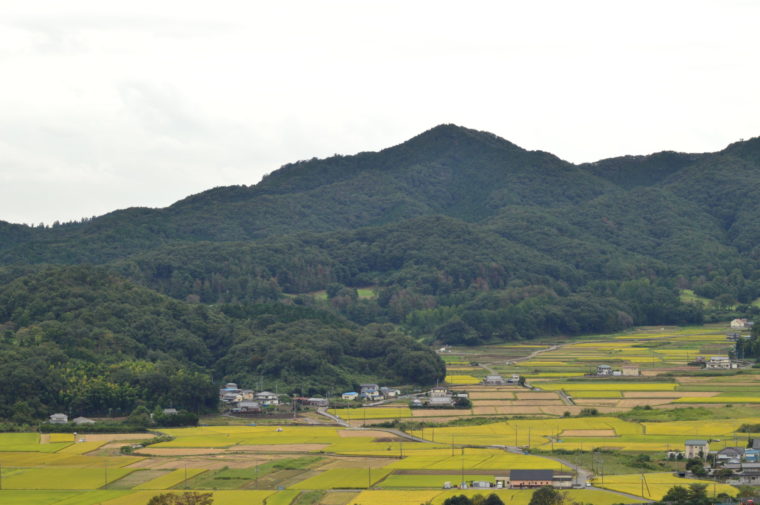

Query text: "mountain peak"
[398, 124, 522, 152]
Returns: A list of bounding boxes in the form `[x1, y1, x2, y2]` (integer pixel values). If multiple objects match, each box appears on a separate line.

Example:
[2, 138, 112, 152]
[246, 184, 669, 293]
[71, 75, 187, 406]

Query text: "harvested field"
[486, 406, 545, 415]
[411, 409, 473, 417]
[79, 434, 154, 443]
[573, 399, 620, 406]
[135, 448, 227, 456]
[471, 400, 519, 407]
[541, 406, 624, 415]
[616, 399, 674, 408]
[515, 393, 560, 400]
[235, 444, 329, 452]
[128, 455, 277, 470]
[561, 430, 615, 437]
[468, 392, 515, 400]
[316, 457, 399, 470]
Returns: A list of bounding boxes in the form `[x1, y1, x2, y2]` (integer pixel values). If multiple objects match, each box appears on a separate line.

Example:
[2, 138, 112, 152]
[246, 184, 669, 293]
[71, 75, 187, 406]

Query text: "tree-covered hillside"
[2, 124, 760, 419]
[0, 266, 443, 420]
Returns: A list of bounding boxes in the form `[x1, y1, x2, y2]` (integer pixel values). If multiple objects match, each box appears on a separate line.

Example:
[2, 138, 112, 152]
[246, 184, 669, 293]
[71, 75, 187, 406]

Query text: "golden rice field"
[289, 468, 392, 489]
[445, 375, 481, 385]
[593, 473, 737, 500]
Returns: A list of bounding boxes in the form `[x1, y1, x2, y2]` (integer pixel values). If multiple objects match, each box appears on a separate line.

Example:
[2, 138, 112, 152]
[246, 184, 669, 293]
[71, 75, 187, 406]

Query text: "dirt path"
[515, 344, 560, 363]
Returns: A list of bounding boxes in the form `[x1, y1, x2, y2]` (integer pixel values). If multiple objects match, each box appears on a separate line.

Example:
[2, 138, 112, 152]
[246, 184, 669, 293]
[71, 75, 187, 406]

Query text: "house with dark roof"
[508, 470, 574, 488]
[717, 447, 745, 465]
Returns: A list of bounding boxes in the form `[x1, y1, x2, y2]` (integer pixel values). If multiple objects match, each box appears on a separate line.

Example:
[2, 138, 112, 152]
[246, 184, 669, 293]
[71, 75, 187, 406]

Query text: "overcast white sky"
[1, 1, 759, 225]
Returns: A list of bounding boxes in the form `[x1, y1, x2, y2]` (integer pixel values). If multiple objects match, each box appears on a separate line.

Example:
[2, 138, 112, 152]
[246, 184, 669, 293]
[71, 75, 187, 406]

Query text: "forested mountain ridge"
[2, 124, 760, 419]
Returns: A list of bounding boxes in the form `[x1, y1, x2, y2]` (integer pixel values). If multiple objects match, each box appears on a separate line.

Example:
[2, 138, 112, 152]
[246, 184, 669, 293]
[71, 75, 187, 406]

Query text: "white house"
[596, 364, 612, 376]
[482, 375, 507, 385]
[49, 413, 68, 424]
[255, 392, 279, 406]
[705, 356, 736, 369]
[685, 440, 709, 459]
[731, 319, 751, 330]
[341, 392, 359, 401]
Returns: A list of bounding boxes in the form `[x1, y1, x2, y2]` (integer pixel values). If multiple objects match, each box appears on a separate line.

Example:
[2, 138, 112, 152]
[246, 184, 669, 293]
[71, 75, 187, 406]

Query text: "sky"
[2, 1, 759, 225]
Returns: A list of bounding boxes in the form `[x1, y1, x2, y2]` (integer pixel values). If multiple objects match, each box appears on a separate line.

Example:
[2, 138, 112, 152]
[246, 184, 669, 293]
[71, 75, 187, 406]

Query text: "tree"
[483, 494, 505, 505]
[146, 492, 213, 505]
[686, 483, 710, 505]
[685, 457, 706, 477]
[528, 486, 565, 505]
[660, 485, 689, 504]
[714, 467, 734, 482]
[442, 495, 471, 505]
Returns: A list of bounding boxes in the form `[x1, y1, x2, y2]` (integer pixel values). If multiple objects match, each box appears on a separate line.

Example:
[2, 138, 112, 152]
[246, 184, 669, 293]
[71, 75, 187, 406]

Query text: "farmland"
[1, 325, 759, 504]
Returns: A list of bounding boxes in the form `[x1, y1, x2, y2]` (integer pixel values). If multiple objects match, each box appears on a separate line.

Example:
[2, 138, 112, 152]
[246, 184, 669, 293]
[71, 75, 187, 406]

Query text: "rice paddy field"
[2, 324, 758, 504]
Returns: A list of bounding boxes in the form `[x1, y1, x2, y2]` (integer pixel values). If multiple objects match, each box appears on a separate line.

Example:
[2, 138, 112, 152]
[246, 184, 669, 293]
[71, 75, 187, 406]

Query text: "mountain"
[2, 124, 760, 419]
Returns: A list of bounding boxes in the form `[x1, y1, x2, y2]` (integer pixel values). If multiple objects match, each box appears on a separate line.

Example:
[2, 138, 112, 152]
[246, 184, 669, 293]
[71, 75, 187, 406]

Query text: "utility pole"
[461, 457, 464, 488]
[104, 463, 108, 489]
[368, 465, 371, 488]
[184, 464, 188, 489]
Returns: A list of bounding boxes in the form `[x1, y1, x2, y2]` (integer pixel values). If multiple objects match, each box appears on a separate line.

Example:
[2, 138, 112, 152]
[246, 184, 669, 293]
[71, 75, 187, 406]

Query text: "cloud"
[1, 1, 759, 224]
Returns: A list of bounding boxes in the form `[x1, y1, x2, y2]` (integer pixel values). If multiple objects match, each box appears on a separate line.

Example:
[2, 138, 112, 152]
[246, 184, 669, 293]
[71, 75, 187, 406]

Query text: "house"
[232, 401, 261, 414]
[360, 384, 379, 395]
[482, 375, 507, 385]
[731, 319, 751, 330]
[508, 470, 573, 489]
[726, 463, 760, 485]
[221, 392, 243, 403]
[745, 449, 760, 463]
[705, 356, 736, 369]
[430, 386, 450, 398]
[342, 392, 359, 401]
[72, 416, 95, 425]
[219, 383, 241, 398]
[507, 374, 521, 384]
[410, 398, 423, 408]
[379, 387, 400, 398]
[428, 396, 454, 407]
[240, 389, 255, 401]
[255, 392, 279, 406]
[162, 408, 178, 415]
[728, 471, 760, 486]
[360, 384, 381, 400]
[596, 364, 612, 376]
[685, 440, 709, 459]
[49, 413, 68, 424]
[306, 398, 329, 407]
[622, 365, 640, 376]
[717, 447, 745, 465]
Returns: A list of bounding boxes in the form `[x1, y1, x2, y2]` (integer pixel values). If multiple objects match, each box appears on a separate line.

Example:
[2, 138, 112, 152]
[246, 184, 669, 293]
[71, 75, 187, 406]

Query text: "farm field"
[2, 325, 759, 503]
[593, 473, 738, 501]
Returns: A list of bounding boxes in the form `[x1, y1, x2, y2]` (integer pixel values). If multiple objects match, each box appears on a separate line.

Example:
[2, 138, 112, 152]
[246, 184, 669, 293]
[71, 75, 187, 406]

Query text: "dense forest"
[1, 124, 759, 420]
